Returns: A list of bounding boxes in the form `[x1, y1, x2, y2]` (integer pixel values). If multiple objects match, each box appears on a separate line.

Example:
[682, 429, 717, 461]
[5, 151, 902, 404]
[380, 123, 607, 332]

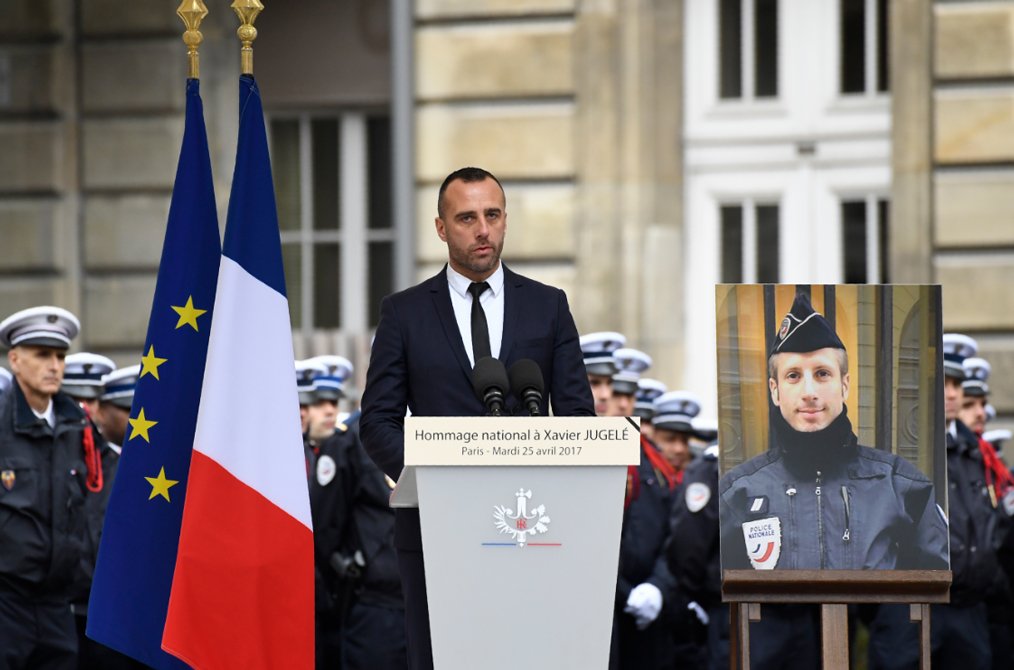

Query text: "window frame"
[268, 110, 398, 337]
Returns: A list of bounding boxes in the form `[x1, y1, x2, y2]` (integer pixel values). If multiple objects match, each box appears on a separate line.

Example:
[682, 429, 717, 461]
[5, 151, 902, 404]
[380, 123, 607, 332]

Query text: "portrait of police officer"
[718, 292, 949, 571]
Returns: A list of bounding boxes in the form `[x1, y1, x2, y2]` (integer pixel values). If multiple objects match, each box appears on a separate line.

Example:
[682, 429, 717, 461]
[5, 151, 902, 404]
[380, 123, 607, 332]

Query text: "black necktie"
[468, 281, 491, 365]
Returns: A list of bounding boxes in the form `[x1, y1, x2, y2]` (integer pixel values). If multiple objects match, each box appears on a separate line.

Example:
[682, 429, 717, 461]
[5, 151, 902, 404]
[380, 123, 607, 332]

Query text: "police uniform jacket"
[617, 439, 677, 608]
[948, 420, 1012, 605]
[667, 448, 721, 609]
[719, 410, 949, 571]
[311, 417, 402, 610]
[0, 382, 101, 600]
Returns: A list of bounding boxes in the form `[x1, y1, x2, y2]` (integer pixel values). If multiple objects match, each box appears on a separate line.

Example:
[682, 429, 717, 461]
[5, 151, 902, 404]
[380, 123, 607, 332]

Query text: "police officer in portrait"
[0, 306, 110, 669]
[718, 292, 949, 572]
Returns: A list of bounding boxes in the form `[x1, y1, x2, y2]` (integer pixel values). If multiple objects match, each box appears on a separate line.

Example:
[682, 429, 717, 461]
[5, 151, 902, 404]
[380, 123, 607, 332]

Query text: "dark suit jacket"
[360, 263, 595, 550]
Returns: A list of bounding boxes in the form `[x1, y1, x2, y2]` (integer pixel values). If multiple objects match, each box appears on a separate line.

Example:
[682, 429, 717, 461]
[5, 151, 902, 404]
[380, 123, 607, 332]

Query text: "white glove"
[624, 583, 663, 630]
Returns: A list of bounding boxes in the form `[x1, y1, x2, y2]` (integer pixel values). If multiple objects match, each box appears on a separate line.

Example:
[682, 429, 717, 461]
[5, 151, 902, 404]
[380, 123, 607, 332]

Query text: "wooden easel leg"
[820, 604, 850, 670]
[729, 603, 761, 670]
[910, 603, 931, 670]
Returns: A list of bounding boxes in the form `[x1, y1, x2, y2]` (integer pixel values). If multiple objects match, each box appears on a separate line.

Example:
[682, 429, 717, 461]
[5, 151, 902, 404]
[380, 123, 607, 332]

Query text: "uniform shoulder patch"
[742, 517, 781, 570]
[685, 482, 711, 513]
[316, 455, 337, 487]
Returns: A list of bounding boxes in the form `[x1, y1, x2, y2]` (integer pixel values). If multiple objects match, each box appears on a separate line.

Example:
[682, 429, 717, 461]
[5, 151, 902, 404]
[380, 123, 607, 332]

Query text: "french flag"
[162, 75, 314, 669]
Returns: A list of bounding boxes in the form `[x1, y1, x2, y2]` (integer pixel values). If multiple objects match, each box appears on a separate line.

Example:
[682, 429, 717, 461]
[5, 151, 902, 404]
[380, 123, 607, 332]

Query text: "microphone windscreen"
[472, 356, 510, 398]
[508, 358, 545, 395]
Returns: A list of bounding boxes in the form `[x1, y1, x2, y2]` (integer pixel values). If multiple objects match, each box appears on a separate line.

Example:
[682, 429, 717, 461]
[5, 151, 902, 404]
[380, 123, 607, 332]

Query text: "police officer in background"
[868, 334, 1008, 669]
[959, 356, 1014, 670]
[61, 353, 115, 422]
[311, 363, 407, 670]
[634, 378, 666, 441]
[0, 306, 109, 669]
[666, 419, 727, 670]
[583, 336, 677, 670]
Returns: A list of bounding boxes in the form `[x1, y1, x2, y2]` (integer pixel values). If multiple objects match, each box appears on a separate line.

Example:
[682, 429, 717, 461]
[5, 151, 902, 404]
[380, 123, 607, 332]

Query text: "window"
[270, 112, 395, 335]
[840, 0, 889, 95]
[721, 201, 780, 283]
[719, 0, 779, 100]
[841, 197, 889, 283]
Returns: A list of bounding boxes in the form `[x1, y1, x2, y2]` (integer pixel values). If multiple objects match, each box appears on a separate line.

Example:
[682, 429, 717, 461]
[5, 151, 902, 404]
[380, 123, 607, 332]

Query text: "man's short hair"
[437, 167, 505, 219]
[768, 348, 849, 381]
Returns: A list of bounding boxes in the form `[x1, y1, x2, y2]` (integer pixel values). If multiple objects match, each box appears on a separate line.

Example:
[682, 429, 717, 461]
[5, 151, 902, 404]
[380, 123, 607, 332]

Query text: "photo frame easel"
[723, 570, 951, 669]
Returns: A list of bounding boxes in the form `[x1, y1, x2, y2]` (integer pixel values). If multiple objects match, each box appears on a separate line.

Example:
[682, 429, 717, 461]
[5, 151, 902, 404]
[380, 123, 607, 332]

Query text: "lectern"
[392, 416, 640, 670]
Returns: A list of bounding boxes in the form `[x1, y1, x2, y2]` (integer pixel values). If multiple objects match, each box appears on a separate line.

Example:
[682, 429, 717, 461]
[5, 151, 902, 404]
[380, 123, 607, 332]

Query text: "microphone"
[472, 357, 510, 416]
[509, 359, 545, 416]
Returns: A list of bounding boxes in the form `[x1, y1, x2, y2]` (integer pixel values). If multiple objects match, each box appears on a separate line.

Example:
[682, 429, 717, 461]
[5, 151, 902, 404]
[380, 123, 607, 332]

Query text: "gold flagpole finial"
[231, 0, 264, 76]
[177, 0, 209, 80]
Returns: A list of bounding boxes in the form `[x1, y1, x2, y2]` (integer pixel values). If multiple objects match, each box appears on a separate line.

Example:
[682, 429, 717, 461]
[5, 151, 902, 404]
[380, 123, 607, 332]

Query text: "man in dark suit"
[360, 166, 595, 670]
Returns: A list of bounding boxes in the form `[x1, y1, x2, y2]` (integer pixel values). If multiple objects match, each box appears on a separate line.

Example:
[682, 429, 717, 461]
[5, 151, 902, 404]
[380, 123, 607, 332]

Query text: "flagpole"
[177, 0, 209, 80]
[232, 0, 264, 76]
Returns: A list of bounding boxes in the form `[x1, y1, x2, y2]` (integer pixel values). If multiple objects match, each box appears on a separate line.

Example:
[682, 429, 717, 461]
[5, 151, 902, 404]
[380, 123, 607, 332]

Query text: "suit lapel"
[499, 264, 522, 364]
[429, 267, 474, 380]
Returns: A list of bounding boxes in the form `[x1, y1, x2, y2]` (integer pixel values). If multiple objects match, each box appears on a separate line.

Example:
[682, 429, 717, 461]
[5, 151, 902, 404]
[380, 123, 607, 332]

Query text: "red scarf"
[625, 436, 679, 509]
[80, 405, 103, 493]
[978, 435, 1014, 507]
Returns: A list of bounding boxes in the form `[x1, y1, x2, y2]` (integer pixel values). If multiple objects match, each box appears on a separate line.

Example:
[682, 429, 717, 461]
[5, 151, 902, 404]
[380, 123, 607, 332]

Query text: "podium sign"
[401, 416, 639, 670]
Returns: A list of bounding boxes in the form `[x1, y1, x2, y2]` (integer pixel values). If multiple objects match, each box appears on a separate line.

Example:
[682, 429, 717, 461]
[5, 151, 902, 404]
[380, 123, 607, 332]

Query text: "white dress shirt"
[32, 399, 55, 429]
[446, 263, 505, 368]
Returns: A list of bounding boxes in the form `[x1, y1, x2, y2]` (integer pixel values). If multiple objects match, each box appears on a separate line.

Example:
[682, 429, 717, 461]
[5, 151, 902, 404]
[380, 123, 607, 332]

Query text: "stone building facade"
[0, 0, 1011, 437]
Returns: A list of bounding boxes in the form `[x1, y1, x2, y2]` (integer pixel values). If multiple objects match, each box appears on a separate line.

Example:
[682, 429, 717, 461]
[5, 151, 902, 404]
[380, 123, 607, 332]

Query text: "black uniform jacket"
[360, 264, 594, 551]
[667, 448, 721, 609]
[719, 431, 949, 571]
[947, 421, 1012, 605]
[0, 383, 103, 599]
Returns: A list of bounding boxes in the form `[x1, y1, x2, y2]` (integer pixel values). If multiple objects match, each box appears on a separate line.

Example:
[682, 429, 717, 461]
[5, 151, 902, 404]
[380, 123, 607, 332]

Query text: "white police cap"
[295, 360, 328, 405]
[652, 390, 702, 433]
[691, 416, 719, 443]
[633, 378, 667, 420]
[942, 333, 978, 380]
[305, 355, 353, 401]
[100, 365, 140, 410]
[580, 331, 626, 376]
[62, 352, 117, 400]
[612, 348, 652, 395]
[0, 368, 11, 395]
[961, 357, 990, 397]
[0, 306, 80, 350]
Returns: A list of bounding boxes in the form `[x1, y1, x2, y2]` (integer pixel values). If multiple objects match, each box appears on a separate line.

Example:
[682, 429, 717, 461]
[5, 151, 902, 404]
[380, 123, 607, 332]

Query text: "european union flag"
[86, 78, 221, 670]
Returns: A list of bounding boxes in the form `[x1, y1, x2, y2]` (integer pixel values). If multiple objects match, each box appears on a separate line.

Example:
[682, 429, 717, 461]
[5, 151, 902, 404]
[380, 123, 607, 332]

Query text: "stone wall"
[412, 0, 685, 387]
[0, 0, 239, 364]
[934, 1, 1014, 429]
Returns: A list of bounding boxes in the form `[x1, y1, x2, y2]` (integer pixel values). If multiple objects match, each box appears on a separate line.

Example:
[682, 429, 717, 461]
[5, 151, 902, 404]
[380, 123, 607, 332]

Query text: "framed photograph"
[716, 284, 949, 576]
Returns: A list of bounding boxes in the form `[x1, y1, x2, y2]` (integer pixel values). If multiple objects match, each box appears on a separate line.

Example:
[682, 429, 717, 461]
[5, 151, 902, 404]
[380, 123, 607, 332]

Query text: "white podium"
[392, 416, 640, 670]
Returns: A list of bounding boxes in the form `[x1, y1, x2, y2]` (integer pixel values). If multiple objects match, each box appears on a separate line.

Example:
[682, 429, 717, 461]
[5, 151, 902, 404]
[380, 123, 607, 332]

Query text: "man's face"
[587, 374, 613, 416]
[307, 399, 338, 441]
[959, 394, 987, 434]
[435, 178, 507, 282]
[98, 402, 130, 446]
[944, 377, 963, 422]
[654, 428, 691, 470]
[610, 392, 635, 417]
[769, 348, 849, 433]
[8, 345, 65, 400]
